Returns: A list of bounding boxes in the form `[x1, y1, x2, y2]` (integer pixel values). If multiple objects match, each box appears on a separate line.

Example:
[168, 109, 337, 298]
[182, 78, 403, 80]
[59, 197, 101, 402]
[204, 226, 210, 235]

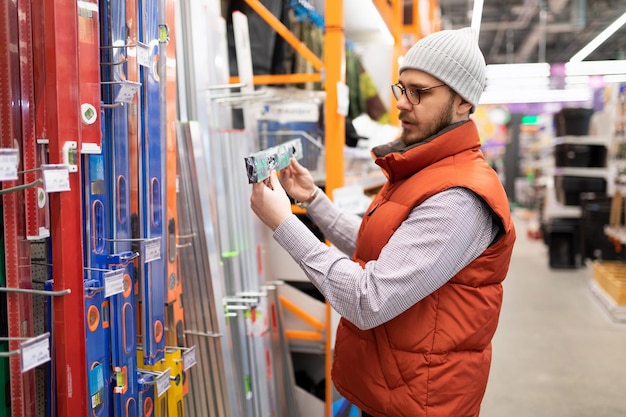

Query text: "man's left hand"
[250, 170, 293, 231]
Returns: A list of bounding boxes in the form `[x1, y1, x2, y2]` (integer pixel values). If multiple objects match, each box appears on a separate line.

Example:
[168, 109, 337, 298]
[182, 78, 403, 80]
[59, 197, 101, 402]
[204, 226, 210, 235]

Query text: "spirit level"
[137, 0, 166, 366]
[0, 2, 37, 416]
[244, 138, 303, 183]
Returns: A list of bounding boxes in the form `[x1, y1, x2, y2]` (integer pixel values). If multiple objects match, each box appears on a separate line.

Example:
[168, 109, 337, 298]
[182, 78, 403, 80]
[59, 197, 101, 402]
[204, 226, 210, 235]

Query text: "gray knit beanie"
[399, 27, 486, 107]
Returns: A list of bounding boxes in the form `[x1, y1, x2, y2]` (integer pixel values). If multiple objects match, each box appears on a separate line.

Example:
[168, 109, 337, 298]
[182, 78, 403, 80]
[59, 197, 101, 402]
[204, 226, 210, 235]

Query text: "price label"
[155, 368, 171, 397]
[136, 42, 151, 68]
[20, 333, 51, 373]
[0, 149, 19, 181]
[182, 346, 197, 371]
[142, 238, 161, 264]
[41, 165, 71, 193]
[104, 269, 126, 298]
[336, 82, 349, 117]
[115, 80, 141, 104]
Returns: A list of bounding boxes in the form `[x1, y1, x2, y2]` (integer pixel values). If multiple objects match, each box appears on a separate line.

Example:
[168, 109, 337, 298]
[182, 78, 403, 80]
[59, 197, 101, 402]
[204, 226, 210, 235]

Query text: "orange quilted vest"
[332, 120, 516, 417]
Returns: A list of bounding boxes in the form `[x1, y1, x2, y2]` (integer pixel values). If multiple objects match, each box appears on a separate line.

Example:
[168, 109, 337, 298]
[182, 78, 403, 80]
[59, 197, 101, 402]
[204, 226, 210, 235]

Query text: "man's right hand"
[279, 158, 316, 202]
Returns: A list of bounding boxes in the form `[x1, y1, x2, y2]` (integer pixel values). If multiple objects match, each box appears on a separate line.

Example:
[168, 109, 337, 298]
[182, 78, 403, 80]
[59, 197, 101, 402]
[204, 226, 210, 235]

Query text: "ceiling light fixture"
[486, 63, 551, 79]
[565, 60, 626, 76]
[569, 12, 626, 62]
[480, 87, 591, 104]
[470, 0, 484, 40]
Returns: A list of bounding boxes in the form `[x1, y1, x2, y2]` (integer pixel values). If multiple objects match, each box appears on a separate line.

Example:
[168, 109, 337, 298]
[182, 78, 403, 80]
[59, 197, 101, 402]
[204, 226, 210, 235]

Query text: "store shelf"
[589, 279, 626, 323]
[553, 166, 612, 178]
[542, 180, 582, 221]
[554, 135, 613, 146]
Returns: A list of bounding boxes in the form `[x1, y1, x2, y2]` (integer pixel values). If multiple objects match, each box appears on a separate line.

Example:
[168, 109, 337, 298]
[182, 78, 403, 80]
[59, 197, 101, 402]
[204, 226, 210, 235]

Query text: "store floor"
[480, 214, 626, 417]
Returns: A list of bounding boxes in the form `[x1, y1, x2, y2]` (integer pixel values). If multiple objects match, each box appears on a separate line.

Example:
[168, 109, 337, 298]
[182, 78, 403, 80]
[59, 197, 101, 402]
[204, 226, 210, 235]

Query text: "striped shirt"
[273, 186, 500, 330]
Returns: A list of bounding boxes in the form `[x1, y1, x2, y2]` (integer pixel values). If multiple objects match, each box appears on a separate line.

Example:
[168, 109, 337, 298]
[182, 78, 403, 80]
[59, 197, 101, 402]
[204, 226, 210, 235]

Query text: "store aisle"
[480, 213, 626, 417]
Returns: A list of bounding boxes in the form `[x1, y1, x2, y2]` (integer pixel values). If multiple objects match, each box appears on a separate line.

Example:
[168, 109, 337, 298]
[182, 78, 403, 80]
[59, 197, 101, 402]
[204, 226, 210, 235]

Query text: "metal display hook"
[0, 286, 70, 297]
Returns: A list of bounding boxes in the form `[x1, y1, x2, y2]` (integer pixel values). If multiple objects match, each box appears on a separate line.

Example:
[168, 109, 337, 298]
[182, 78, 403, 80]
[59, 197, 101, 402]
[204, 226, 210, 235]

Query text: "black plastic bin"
[554, 175, 606, 206]
[554, 143, 607, 168]
[545, 217, 580, 269]
[554, 107, 594, 136]
[579, 193, 622, 262]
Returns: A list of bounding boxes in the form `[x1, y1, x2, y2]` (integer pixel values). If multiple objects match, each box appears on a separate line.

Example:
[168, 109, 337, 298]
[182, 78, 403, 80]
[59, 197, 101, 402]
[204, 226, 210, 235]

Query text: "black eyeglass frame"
[391, 83, 447, 105]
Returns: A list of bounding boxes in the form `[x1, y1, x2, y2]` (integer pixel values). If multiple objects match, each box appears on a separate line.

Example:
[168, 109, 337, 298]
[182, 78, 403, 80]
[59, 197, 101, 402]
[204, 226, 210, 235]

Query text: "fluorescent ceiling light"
[486, 77, 550, 90]
[566, 74, 626, 85]
[605, 74, 626, 83]
[486, 63, 551, 79]
[480, 87, 591, 104]
[565, 60, 626, 76]
[471, 0, 484, 40]
[565, 75, 592, 85]
[569, 12, 626, 62]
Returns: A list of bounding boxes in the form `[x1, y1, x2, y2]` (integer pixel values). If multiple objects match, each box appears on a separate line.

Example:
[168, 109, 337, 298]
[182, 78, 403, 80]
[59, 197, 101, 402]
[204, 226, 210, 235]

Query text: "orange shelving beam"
[323, 2, 345, 417]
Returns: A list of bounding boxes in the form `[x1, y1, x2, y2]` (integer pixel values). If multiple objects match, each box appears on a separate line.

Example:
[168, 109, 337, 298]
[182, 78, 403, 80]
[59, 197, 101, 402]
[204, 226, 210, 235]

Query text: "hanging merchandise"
[18, 0, 49, 241]
[244, 138, 303, 183]
[162, 0, 192, 414]
[99, 0, 141, 414]
[176, 121, 236, 417]
[345, 48, 389, 124]
[137, 372, 155, 417]
[0, 2, 38, 416]
[80, 8, 109, 414]
[42, 0, 90, 414]
[78, 0, 103, 153]
[82, 153, 112, 417]
[175, 1, 243, 415]
[30, 0, 52, 261]
[137, 0, 166, 367]
[230, 14, 277, 416]
[286, 0, 324, 90]
[293, 20, 323, 91]
[289, 0, 324, 28]
[226, 0, 290, 78]
[0, 217, 9, 417]
[43, 279, 55, 417]
[136, 345, 184, 416]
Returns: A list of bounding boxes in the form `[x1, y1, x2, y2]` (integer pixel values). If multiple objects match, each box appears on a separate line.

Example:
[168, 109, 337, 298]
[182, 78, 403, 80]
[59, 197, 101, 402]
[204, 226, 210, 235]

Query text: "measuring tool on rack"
[42, 0, 90, 415]
[0, 2, 38, 415]
[244, 138, 303, 183]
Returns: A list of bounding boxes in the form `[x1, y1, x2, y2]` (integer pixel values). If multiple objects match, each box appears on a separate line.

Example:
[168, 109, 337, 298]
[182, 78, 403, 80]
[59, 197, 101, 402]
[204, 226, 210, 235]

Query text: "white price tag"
[115, 81, 141, 104]
[182, 346, 197, 371]
[142, 238, 161, 264]
[136, 42, 152, 68]
[104, 269, 126, 298]
[336, 82, 349, 117]
[0, 149, 19, 181]
[41, 164, 71, 193]
[20, 333, 51, 373]
[155, 368, 171, 397]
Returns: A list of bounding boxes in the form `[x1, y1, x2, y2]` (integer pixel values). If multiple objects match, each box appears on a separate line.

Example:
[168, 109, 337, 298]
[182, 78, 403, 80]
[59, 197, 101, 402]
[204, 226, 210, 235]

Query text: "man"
[250, 27, 516, 417]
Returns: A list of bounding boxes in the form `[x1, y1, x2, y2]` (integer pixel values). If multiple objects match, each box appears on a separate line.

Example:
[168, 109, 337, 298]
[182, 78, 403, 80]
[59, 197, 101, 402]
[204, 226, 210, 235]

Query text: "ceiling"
[436, 0, 626, 64]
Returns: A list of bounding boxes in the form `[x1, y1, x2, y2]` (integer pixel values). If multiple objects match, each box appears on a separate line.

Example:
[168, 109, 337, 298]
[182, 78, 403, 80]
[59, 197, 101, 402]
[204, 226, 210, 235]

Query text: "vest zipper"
[367, 203, 379, 216]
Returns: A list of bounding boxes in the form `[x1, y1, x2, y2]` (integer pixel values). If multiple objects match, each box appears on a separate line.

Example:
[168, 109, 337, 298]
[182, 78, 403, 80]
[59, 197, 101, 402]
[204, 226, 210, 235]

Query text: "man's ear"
[456, 96, 473, 116]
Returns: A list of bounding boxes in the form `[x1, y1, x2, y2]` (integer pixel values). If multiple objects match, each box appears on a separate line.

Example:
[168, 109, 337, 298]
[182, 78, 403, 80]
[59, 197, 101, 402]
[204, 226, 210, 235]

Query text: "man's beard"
[400, 97, 455, 146]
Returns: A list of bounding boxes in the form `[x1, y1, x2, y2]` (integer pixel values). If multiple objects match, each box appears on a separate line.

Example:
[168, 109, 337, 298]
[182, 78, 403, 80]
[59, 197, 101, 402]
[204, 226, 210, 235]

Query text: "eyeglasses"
[391, 83, 447, 105]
